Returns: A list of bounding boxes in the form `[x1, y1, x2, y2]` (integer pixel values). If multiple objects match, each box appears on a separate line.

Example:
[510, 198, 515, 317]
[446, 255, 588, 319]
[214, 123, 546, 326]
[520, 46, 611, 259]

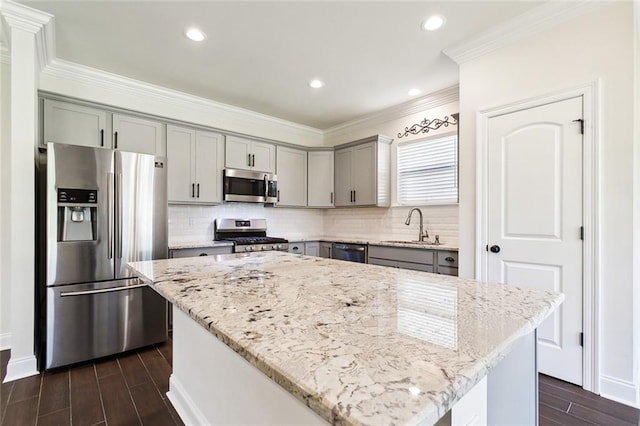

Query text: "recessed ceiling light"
[309, 79, 324, 89]
[185, 27, 206, 42]
[422, 15, 446, 31]
[408, 88, 422, 96]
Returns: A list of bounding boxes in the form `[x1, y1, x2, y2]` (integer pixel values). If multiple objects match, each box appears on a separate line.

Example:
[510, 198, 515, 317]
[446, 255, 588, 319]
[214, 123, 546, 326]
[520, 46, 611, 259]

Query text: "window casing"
[397, 134, 458, 205]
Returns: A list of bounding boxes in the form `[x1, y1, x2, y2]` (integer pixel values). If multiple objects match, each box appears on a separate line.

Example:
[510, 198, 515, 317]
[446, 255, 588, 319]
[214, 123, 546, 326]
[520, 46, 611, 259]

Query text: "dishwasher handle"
[334, 244, 366, 252]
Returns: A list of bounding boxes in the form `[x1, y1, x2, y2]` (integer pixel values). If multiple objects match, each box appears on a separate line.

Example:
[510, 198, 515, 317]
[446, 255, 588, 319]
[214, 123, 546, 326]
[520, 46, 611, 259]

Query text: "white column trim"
[0, 332, 10, 351]
[0, 0, 55, 70]
[475, 81, 600, 394]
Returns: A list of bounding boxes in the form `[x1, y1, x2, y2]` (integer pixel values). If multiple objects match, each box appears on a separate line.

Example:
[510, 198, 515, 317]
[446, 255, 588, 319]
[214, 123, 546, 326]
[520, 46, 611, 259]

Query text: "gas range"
[214, 219, 289, 253]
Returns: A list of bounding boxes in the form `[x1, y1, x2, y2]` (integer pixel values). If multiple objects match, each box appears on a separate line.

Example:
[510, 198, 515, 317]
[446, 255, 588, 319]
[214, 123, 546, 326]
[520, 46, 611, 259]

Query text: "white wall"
[458, 3, 638, 406]
[0, 60, 10, 349]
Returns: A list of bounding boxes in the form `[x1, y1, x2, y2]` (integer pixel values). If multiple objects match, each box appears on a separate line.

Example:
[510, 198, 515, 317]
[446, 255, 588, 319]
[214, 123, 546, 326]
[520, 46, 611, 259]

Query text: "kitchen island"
[128, 252, 563, 425]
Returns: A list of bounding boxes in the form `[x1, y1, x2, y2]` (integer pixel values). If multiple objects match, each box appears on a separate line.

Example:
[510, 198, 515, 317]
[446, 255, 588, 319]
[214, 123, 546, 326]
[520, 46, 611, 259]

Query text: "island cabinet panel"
[43, 99, 109, 148]
[307, 151, 334, 208]
[225, 135, 275, 173]
[333, 135, 392, 207]
[167, 125, 224, 204]
[276, 146, 307, 207]
[368, 245, 459, 275]
[112, 113, 164, 156]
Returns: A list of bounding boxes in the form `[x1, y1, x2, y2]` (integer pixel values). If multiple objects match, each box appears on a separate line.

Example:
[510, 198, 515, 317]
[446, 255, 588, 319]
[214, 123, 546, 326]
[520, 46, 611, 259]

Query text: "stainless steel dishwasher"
[332, 243, 367, 263]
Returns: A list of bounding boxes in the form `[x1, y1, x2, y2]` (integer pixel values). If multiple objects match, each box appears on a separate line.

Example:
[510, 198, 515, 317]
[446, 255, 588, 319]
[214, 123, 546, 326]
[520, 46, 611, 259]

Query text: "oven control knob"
[276, 244, 282, 250]
[262, 245, 267, 251]
[272, 245, 277, 250]
[245, 246, 253, 252]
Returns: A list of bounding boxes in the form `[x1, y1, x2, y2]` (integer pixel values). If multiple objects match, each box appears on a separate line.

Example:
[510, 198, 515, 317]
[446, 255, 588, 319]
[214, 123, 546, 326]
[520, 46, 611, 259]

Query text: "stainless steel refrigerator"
[37, 143, 168, 369]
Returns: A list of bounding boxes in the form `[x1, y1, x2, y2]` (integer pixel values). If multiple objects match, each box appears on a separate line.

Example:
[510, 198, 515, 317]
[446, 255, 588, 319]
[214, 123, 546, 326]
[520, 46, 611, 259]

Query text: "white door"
[486, 97, 583, 385]
[276, 146, 307, 206]
[308, 151, 334, 207]
[43, 99, 108, 148]
[251, 141, 276, 173]
[225, 136, 252, 170]
[334, 148, 353, 206]
[352, 142, 375, 205]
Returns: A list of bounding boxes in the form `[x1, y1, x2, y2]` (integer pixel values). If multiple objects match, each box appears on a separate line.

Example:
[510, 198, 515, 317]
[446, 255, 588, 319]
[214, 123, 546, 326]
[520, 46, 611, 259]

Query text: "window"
[397, 134, 458, 205]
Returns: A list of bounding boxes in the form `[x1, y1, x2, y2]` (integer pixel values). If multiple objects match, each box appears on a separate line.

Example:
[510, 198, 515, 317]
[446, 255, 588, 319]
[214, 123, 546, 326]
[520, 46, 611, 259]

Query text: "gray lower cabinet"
[368, 245, 458, 276]
[319, 242, 332, 259]
[305, 242, 320, 257]
[288, 242, 304, 255]
[169, 246, 233, 258]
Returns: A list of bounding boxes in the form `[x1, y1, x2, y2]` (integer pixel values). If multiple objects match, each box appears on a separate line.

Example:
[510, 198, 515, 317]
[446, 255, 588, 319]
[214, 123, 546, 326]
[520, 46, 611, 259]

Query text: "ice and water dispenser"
[57, 188, 98, 241]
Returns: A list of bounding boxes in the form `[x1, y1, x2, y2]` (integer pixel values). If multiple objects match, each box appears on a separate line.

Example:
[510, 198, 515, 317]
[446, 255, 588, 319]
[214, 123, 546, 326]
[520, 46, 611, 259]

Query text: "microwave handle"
[264, 175, 268, 199]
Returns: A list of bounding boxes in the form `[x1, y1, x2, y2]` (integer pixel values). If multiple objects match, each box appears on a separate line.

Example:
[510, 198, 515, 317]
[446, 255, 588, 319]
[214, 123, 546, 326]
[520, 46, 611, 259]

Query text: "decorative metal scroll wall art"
[397, 113, 459, 139]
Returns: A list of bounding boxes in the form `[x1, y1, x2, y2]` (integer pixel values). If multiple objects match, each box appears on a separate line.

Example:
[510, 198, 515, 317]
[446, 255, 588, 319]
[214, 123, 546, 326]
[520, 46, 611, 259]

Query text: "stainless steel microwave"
[223, 169, 278, 203]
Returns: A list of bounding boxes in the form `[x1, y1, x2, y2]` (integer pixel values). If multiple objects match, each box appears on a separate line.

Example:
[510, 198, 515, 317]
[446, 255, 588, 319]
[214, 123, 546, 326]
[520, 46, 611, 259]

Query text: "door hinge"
[580, 332, 584, 347]
[580, 226, 584, 240]
[573, 118, 584, 135]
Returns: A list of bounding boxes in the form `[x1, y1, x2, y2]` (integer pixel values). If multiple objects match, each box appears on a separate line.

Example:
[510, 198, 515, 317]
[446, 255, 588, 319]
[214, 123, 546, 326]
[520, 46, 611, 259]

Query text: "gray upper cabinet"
[308, 151, 334, 208]
[167, 125, 224, 204]
[225, 135, 276, 173]
[112, 113, 164, 156]
[276, 146, 307, 207]
[334, 135, 392, 207]
[44, 99, 109, 148]
[43, 99, 164, 156]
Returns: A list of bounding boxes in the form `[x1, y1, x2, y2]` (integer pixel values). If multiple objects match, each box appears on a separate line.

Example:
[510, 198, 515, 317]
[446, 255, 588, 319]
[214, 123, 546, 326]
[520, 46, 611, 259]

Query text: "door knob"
[490, 245, 501, 253]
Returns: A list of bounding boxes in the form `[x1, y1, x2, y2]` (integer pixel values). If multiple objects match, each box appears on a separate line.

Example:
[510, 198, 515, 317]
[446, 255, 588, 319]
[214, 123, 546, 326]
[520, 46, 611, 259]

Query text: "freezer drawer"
[45, 279, 167, 369]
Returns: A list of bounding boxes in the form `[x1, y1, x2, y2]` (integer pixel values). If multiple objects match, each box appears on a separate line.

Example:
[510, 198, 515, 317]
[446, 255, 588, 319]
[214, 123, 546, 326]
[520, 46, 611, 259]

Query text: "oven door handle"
[264, 175, 268, 199]
[334, 244, 366, 252]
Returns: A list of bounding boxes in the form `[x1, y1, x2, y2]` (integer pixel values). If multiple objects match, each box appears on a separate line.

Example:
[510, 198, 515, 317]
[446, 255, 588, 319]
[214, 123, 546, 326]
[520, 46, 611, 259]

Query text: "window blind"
[397, 135, 458, 205]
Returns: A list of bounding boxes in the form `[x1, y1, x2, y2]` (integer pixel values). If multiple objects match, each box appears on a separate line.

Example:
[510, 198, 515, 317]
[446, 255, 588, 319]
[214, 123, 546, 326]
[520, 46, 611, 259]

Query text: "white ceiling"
[22, 1, 542, 129]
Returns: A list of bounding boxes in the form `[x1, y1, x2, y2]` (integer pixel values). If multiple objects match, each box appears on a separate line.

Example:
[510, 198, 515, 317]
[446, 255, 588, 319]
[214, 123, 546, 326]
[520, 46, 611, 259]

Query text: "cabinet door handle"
[248, 153, 251, 167]
[353, 190, 356, 203]
[252, 154, 255, 167]
[330, 192, 333, 204]
[199, 253, 208, 256]
[197, 183, 200, 198]
[277, 190, 280, 202]
[114, 131, 118, 149]
[100, 129, 104, 147]
[350, 190, 353, 202]
[192, 183, 195, 198]
[445, 256, 455, 262]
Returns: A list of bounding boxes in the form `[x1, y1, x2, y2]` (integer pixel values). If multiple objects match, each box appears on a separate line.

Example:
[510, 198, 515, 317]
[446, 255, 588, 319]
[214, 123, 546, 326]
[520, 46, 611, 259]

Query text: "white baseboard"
[166, 374, 207, 426]
[0, 333, 10, 351]
[3, 355, 38, 383]
[600, 374, 640, 409]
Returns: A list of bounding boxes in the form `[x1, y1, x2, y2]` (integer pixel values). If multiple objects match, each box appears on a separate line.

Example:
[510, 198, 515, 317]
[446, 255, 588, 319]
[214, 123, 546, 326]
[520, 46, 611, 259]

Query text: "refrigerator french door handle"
[60, 283, 148, 297]
[107, 172, 114, 259]
[116, 172, 123, 258]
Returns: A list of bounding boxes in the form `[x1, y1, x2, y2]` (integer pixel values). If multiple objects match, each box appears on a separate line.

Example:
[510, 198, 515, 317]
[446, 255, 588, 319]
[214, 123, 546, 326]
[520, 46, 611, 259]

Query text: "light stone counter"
[286, 236, 459, 252]
[129, 251, 561, 425]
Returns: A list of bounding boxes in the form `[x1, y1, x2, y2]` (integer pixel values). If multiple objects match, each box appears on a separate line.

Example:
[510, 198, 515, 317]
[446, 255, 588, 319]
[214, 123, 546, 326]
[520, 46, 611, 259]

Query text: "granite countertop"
[129, 252, 561, 425]
[219, 235, 458, 252]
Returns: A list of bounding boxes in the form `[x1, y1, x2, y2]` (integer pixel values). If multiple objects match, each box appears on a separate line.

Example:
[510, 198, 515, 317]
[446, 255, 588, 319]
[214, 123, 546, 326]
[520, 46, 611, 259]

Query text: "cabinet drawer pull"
[445, 256, 455, 262]
[199, 253, 208, 256]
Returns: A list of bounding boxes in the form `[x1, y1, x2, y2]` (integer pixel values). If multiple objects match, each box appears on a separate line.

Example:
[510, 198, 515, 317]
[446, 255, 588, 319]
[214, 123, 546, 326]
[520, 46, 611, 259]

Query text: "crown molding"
[42, 59, 323, 138]
[323, 84, 459, 140]
[0, 0, 55, 70]
[443, 0, 607, 64]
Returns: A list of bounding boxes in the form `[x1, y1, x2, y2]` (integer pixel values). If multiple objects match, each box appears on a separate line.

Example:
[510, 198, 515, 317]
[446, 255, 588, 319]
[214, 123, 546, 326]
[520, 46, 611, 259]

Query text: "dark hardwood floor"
[539, 374, 640, 426]
[0, 335, 183, 426]
[2, 339, 639, 425]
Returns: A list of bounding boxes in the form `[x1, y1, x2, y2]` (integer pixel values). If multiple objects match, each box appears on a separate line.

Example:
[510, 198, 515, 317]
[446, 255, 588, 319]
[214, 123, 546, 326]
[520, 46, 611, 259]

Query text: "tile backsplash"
[169, 203, 459, 247]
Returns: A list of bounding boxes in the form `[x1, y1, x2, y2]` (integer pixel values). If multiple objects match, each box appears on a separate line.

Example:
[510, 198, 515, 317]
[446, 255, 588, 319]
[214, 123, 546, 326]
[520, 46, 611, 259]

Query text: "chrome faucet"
[405, 208, 429, 242]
